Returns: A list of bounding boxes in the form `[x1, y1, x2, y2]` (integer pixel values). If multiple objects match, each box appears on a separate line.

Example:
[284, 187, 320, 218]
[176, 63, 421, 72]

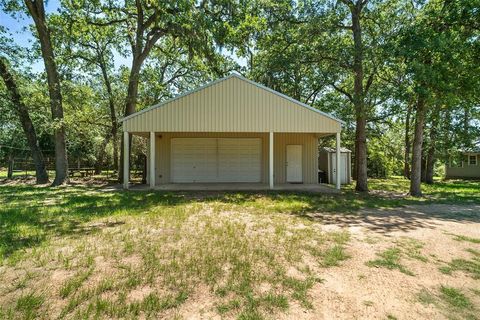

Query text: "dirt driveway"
[289, 204, 480, 320]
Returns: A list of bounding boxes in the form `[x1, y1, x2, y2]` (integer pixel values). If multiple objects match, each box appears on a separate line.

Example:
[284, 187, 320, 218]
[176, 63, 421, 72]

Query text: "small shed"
[319, 147, 352, 185]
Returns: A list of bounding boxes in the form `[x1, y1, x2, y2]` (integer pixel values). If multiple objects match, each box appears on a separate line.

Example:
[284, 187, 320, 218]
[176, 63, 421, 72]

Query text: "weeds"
[366, 248, 414, 276]
[452, 234, 480, 244]
[15, 292, 44, 320]
[440, 286, 472, 309]
[439, 249, 480, 279]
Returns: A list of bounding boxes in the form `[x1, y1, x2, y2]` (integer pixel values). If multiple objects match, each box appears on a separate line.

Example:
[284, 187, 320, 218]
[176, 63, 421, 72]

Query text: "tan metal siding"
[124, 76, 340, 133]
[273, 133, 318, 184]
[153, 132, 318, 185]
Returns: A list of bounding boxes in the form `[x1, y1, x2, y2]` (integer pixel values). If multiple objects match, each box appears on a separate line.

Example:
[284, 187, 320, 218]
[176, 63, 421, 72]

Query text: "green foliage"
[440, 286, 472, 309]
[452, 235, 480, 244]
[15, 292, 44, 320]
[366, 248, 415, 276]
[1, 0, 479, 180]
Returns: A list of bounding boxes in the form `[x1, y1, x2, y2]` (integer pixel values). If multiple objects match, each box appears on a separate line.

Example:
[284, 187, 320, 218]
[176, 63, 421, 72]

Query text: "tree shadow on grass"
[298, 204, 480, 235]
[0, 185, 188, 261]
[1, 182, 479, 261]
[193, 190, 480, 235]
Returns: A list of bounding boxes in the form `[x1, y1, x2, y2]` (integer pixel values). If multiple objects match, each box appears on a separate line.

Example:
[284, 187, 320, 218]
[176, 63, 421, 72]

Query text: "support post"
[149, 132, 155, 189]
[269, 132, 274, 189]
[336, 132, 341, 190]
[123, 131, 129, 189]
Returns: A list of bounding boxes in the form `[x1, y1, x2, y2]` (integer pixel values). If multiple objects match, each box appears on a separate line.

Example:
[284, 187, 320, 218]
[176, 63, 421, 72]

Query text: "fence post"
[7, 153, 13, 179]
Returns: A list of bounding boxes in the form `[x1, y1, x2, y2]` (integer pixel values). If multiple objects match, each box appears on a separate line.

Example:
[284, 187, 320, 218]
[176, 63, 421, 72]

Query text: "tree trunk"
[7, 152, 14, 179]
[351, 3, 368, 192]
[410, 96, 426, 197]
[425, 114, 438, 184]
[119, 54, 145, 182]
[421, 155, 427, 182]
[25, 0, 68, 186]
[0, 57, 49, 184]
[404, 104, 412, 179]
[142, 154, 147, 184]
[98, 53, 119, 171]
[115, 1, 169, 183]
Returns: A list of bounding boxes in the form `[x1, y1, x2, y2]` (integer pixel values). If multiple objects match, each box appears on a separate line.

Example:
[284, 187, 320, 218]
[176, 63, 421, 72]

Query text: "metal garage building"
[121, 73, 344, 190]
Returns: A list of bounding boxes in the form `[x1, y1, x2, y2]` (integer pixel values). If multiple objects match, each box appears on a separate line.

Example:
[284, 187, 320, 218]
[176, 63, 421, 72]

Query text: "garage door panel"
[218, 139, 261, 182]
[171, 138, 261, 183]
[171, 138, 217, 182]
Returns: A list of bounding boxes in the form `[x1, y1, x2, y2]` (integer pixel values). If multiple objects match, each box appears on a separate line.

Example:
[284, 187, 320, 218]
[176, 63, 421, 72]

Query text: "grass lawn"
[0, 177, 479, 319]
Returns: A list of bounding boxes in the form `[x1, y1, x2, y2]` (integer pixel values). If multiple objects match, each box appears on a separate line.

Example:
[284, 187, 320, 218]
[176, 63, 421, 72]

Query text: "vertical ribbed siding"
[124, 76, 341, 133]
[153, 132, 318, 185]
[273, 133, 318, 184]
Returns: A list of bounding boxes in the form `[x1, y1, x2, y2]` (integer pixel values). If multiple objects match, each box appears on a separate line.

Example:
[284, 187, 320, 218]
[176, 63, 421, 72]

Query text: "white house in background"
[445, 149, 480, 179]
[120, 73, 344, 190]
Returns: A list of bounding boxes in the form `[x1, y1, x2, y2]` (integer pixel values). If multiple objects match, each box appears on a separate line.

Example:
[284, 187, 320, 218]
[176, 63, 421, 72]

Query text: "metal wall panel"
[152, 132, 318, 185]
[273, 133, 318, 184]
[124, 76, 341, 133]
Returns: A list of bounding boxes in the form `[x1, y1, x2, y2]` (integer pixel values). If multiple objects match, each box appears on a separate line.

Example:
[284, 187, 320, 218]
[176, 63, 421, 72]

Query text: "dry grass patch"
[366, 237, 427, 276]
[0, 202, 350, 319]
[417, 285, 478, 320]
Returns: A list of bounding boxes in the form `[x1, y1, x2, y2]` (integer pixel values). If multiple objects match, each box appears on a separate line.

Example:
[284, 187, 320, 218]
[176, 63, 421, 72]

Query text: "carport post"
[269, 132, 274, 189]
[336, 132, 341, 190]
[123, 131, 129, 189]
[149, 132, 155, 189]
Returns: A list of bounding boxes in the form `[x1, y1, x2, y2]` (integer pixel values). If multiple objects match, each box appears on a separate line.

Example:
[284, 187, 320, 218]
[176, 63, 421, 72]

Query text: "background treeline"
[0, 0, 479, 196]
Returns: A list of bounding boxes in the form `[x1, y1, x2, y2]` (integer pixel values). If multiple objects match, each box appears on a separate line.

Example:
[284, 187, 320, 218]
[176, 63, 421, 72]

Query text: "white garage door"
[171, 138, 261, 183]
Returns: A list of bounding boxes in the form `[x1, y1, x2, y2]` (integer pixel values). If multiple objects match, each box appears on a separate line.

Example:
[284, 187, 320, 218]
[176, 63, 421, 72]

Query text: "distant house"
[445, 149, 480, 179]
[120, 73, 345, 190]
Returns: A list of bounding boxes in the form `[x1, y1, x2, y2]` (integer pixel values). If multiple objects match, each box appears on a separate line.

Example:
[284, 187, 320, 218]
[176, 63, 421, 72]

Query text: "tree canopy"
[0, 0, 478, 195]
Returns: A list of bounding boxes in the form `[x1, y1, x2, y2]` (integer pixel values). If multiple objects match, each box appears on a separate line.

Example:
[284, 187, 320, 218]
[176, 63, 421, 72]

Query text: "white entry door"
[331, 153, 348, 185]
[286, 145, 302, 183]
[171, 138, 261, 183]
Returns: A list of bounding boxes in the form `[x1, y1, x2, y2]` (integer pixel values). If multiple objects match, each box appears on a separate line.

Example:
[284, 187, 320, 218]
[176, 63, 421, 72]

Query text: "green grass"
[452, 234, 480, 244]
[14, 292, 44, 320]
[217, 299, 242, 314]
[465, 248, 480, 257]
[59, 266, 94, 298]
[0, 177, 479, 318]
[320, 245, 350, 267]
[417, 289, 436, 305]
[396, 237, 428, 262]
[439, 286, 472, 309]
[418, 286, 477, 319]
[439, 247, 480, 279]
[439, 258, 480, 279]
[0, 184, 354, 318]
[366, 248, 414, 276]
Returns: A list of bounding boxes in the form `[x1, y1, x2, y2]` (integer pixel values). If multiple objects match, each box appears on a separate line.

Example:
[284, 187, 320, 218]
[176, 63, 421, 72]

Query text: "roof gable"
[122, 74, 343, 133]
